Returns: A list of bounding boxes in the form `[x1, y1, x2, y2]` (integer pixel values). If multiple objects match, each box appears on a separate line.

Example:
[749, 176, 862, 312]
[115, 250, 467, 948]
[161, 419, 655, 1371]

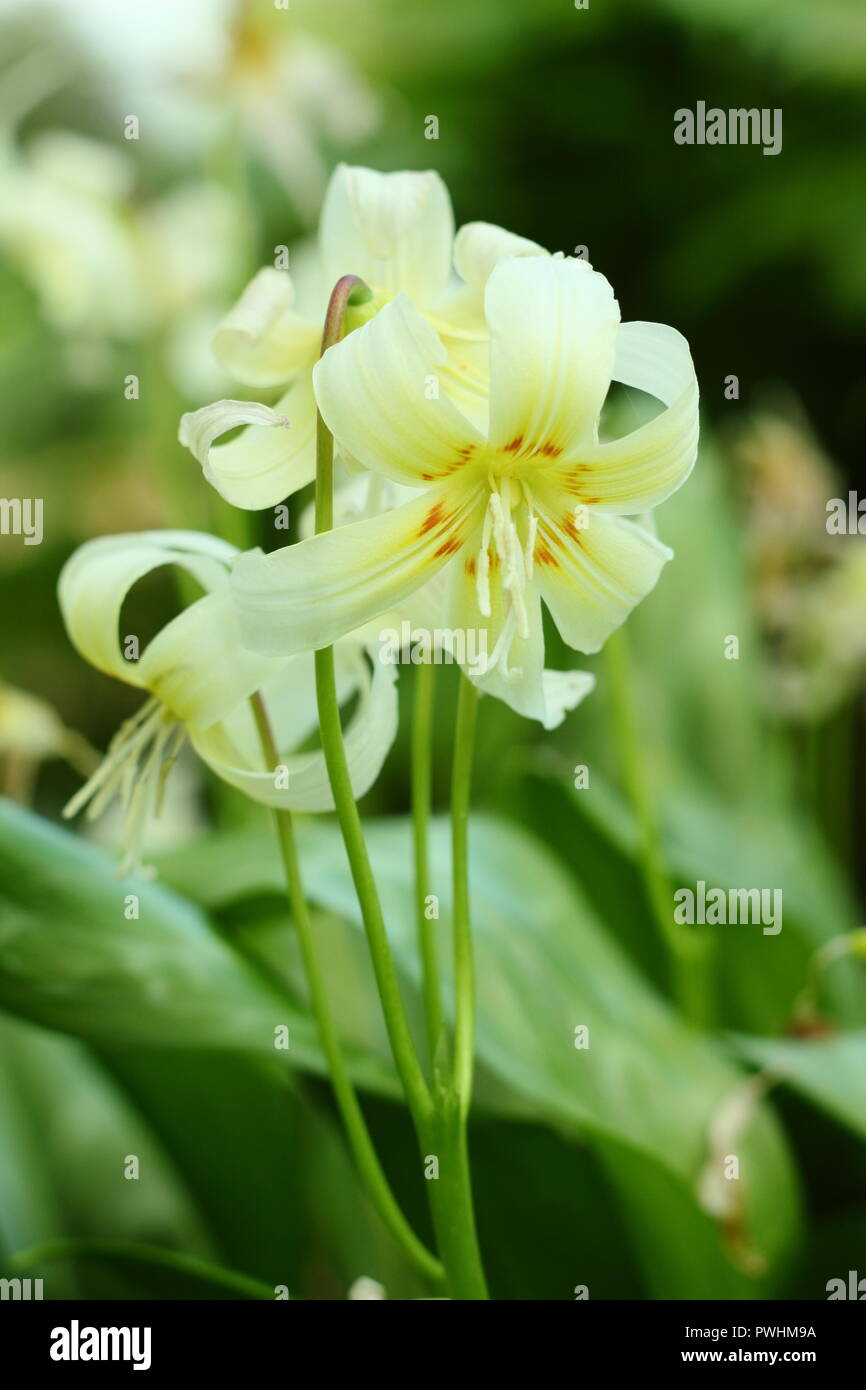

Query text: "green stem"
[250, 693, 443, 1288]
[313, 274, 431, 1132]
[312, 274, 489, 1297]
[604, 628, 713, 1027]
[424, 1099, 489, 1300]
[426, 672, 488, 1299]
[11, 1238, 275, 1300]
[451, 674, 480, 1110]
[412, 659, 444, 1062]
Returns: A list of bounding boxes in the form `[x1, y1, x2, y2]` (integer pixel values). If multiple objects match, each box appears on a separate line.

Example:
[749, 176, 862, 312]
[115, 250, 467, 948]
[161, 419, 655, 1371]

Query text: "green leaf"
[160, 811, 802, 1292]
[0, 798, 392, 1096]
[734, 1031, 866, 1143]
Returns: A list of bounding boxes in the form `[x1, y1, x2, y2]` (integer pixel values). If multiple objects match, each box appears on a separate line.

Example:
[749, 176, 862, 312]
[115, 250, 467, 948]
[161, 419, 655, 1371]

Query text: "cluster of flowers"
[59, 165, 699, 872]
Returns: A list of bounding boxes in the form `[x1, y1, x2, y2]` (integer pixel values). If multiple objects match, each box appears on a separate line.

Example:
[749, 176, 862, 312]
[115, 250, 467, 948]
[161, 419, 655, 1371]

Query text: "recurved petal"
[212, 267, 321, 387]
[486, 255, 620, 456]
[320, 164, 454, 304]
[58, 531, 237, 687]
[189, 644, 398, 811]
[531, 492, 673, 654]
[180, 376, 316, 509]
[233, 477, 486, 658]
[552, 320, 699, 514]
[313, 294, 484, 486]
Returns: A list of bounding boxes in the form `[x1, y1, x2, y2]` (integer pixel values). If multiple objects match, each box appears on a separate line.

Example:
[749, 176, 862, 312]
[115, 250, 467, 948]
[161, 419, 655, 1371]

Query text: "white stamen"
[63, 698, 184, 877]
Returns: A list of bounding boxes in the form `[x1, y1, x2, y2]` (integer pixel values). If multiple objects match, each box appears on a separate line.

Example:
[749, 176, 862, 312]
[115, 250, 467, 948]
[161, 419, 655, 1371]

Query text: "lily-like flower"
[59, 531, 397, 875]
[232, 254, 699, 723]
[179, 163, 545, 509]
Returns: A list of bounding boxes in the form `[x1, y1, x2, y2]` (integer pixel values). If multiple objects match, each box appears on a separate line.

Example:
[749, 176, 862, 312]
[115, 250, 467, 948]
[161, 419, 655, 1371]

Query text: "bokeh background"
[0, 0, 865, 1300]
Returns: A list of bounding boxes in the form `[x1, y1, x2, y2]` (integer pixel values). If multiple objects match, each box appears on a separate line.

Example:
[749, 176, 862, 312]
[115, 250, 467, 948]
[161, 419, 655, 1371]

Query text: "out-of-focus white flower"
[347, 1275, 386, 1300]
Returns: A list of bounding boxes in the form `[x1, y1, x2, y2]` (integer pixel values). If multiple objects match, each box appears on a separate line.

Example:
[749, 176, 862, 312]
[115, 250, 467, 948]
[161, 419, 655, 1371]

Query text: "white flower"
[179, 163, 546, 509]
[58, 531, 397, 875]
[232, 255, 699, 724]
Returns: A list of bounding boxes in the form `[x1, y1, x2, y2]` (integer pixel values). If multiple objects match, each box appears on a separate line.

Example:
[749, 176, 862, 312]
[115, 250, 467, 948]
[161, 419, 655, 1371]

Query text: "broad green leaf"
[0, 798, 394, 1095]
[160, 811, 802, 1290]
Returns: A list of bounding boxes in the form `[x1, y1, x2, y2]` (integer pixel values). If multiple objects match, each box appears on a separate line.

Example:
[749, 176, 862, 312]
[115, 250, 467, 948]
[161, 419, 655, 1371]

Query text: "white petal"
[58, 531, 238, 686]
[551, 321, 699, 514]
[531, 487, 673, 654]
[212, 267, 320, 387]
[486, 255, 620, 456]
[138, 589, 287, 730]
[320, 163, 454, 304]
[59, 531, 285, 727]
[313, 295, 484, 488]
[540, 669, 596, 730]
[179, 377, 316, 509]
[233, 478, 486, 657]
[190, 644, 398, 811]
[453, 221, 547, 289]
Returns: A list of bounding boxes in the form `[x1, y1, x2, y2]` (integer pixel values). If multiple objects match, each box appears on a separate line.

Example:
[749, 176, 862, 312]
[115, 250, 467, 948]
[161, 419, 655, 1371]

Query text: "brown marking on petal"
[582, 496, 600, 505]
[456, 443, 477, 459]
[503, 435, 524, 454]
[487, 548, 500, 572]
[420, 471, 434, 481]
[534, 540, 559, 568]
[434, 536, 462, 558]
[531, 441, 564, 459]
[465, 554, 477, 577]
[418, 501, 445, 536]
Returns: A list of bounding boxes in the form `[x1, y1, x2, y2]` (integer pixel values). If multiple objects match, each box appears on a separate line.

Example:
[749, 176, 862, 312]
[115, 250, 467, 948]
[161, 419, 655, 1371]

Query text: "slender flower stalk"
[250, 691, 443, 1288]
[312, 274, 489, 1298]
[603, 627, 714, 1027]
[411, 658, 445, 1062]
[313, 275, 433, 1132]
[450, 675, 480, 1112]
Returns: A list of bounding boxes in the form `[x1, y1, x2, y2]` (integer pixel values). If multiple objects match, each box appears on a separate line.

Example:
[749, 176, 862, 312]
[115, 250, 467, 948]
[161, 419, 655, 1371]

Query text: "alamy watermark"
[0, 497, 43, 545]
[673, 880, 783, 935]
[378, 622, 488, 676]
[674, 103, 782, 156]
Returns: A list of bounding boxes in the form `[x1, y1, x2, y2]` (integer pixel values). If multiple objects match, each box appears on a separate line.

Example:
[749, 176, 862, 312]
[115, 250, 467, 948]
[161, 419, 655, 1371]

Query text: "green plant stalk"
[451, 675, 480, 1110]
[604, 627, 713, 1027]
[411, 658, 445, 1061]
[312, 275, 488, 1297]
[250, 692, 443, 1288]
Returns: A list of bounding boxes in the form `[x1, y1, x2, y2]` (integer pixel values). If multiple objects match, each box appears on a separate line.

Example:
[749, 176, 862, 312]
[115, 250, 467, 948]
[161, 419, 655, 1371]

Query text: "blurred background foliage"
[0, 0, 865, 1300]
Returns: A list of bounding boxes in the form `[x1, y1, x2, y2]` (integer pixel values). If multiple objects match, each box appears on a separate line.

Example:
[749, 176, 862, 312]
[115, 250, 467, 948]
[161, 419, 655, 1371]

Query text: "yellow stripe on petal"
[485, 255, 620, 458]
[233, 478, 486, 658]
[313, 295, 484, 487]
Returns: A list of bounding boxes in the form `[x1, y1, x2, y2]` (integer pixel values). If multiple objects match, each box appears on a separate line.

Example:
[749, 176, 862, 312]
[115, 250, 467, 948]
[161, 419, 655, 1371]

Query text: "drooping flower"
[179, 163, 545, 508]
[232, 254, 699, 723]
[58, 531, 397, 874]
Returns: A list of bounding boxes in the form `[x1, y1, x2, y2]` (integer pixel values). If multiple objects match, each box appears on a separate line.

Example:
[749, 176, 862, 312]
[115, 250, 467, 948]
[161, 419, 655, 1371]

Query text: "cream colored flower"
[232, 255, 698, 723]
[179, 163, 545, 509]
[59, 531, 397, 875]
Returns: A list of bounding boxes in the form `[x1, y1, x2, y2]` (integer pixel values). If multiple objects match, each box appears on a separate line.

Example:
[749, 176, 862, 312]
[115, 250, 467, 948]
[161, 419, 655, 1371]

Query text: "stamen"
[63, 698, 185, 877]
